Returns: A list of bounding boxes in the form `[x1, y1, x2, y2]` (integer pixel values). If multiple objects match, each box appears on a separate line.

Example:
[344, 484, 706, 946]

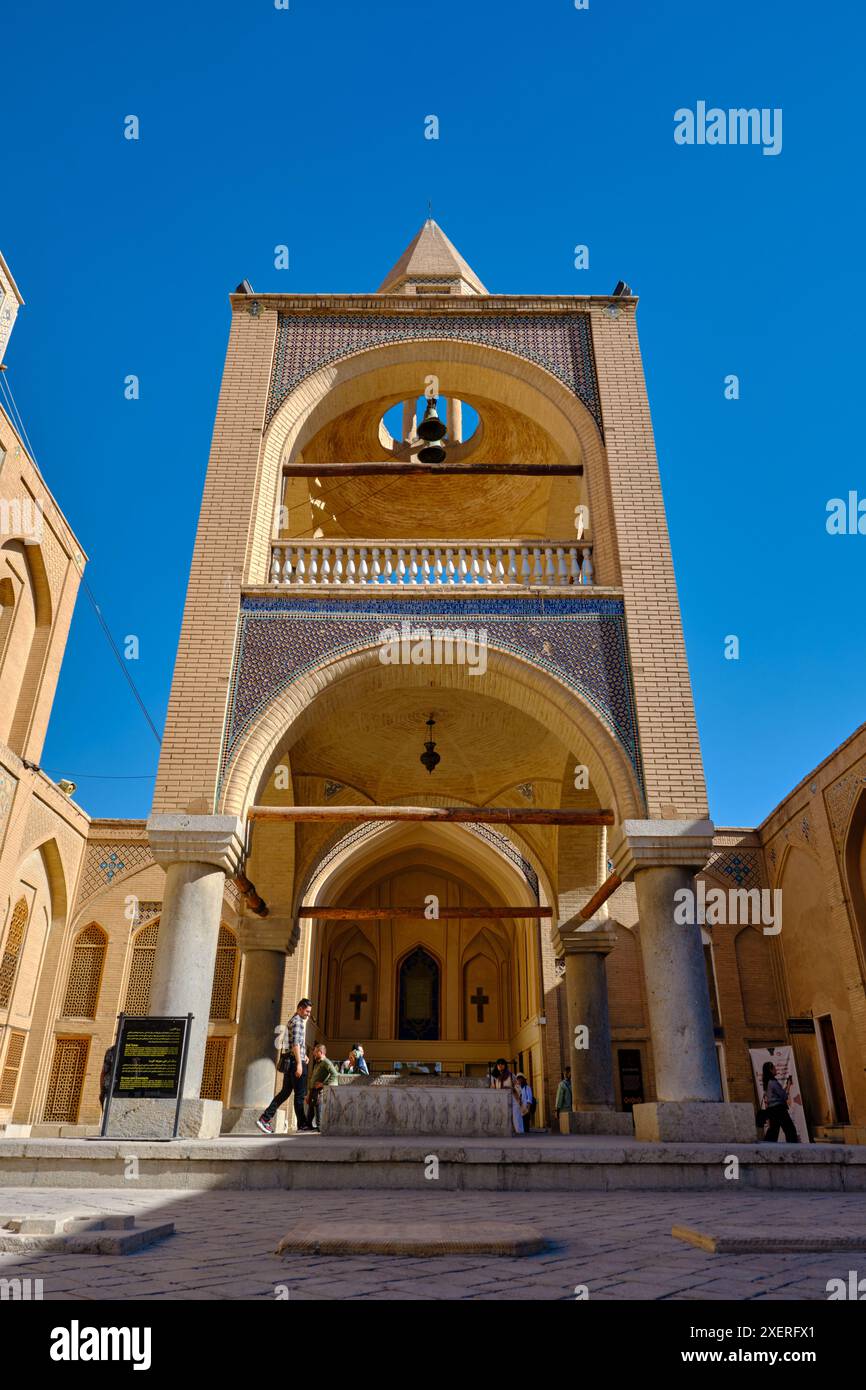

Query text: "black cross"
[470, 986, 490, 1023]
[349, 985, 368, 1021]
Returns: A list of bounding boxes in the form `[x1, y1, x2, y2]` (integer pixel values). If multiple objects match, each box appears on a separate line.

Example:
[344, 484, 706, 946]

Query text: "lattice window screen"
[61, 925, 107, 1019]
[209, 925, 239, 1021]
[200, 1037, 229, 1101]
[0, 897, 29, 1010]
[0, 1029, 26, 1107]
[123, 921, 159, 1014]
[42, 1037, 89, 1122]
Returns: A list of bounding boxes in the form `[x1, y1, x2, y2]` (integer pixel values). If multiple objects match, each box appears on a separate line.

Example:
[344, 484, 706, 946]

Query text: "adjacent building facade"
[1, 227, 865, 1141]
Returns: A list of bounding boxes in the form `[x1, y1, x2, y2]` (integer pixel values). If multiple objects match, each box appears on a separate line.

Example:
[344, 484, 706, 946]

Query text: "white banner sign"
[749, 1045, 810, 1143]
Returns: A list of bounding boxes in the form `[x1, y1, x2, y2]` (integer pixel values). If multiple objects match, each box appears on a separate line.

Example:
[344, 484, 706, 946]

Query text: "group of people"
[489, 1057, 536, 1134]
[256, 998, 368, 1135]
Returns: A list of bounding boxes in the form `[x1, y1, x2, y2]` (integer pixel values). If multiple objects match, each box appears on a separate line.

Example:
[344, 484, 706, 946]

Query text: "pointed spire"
[376, 219, 488, 296]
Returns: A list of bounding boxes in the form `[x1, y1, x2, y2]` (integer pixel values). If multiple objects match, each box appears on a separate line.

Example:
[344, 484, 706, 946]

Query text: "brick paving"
[1, 1187, 864, 1300]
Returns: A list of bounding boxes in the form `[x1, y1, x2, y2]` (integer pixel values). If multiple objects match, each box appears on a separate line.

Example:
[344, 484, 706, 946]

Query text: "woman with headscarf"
[489, 1057, 523, 1134]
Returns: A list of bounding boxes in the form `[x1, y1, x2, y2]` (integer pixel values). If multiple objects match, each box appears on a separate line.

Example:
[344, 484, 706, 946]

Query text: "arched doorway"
[398, 947, 440, 1040]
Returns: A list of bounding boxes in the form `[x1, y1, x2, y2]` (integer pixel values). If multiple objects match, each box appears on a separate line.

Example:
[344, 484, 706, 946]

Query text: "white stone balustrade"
[268, 541, 595, 589]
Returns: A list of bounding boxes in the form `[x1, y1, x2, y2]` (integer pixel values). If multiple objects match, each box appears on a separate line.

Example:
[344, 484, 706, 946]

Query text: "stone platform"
[0, 1211, 174, 1254]
[275, 1219, 545, 1256]
[320, 1081, 511, 1137]
[1, 1134, 864, 1192]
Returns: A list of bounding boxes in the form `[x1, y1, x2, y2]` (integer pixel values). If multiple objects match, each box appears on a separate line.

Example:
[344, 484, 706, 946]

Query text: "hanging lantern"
[420, 714, 441, 774]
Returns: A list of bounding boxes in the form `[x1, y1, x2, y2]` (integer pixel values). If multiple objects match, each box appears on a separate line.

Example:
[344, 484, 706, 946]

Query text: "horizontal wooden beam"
[282, 462, 583, 478]
[248, 805, 614, 826]
[298, 905, 552, 920]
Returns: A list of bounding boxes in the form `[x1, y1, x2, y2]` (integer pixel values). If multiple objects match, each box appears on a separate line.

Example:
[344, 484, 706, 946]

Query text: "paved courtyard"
[1, 1186, 863, 1300]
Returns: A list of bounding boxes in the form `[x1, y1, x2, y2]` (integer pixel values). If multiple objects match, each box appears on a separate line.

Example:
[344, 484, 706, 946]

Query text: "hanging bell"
[417, 438, 447, 464]
[416, 397, 447, 441]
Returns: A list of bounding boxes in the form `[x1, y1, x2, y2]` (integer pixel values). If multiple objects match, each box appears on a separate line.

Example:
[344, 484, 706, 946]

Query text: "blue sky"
[3, 0, 864, 826]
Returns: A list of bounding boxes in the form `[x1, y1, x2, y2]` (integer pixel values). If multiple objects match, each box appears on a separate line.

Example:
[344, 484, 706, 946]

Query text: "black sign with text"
[111, 1016, 189, 1100]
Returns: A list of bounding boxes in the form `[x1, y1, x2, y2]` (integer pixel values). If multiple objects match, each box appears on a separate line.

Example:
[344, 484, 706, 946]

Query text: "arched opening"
[843, 787, 866, 971]
[0, 538, 52, 756]
[397, 946, 441, 1041]
[60, 924, 107, 1019]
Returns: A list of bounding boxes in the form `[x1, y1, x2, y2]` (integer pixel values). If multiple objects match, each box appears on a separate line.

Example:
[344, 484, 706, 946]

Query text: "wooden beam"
[298, 905, 552, 920]
[575, 872, 623, 924]
[248, 805, 614, 826]
[282, 462, 583, 478]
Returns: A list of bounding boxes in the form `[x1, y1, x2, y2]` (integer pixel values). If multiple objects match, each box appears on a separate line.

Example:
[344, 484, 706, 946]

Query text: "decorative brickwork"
[267, 311, 602, 431]
[81, 841, 153, 902]
[704, 849, 762, 890]
[0, 896, 28, 1010]
[200, 1036, 229, 1102]
[825, 760, 866, 849]
[60, 924, 107, 1019]
[42, 1036, 89, 1123]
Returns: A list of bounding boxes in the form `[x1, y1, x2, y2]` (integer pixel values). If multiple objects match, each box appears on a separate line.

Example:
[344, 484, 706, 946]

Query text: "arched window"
[398, 947, 440, 1040]
[209, 925, 239, 1021]
[61, 925, 107, 1018]
[0, 896, 29, 1010]
[123, 921, 159, 1014]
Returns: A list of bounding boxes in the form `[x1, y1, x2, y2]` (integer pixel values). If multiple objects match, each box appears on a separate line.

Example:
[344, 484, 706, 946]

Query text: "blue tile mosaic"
[267, 312, 603, 433]
[220, 596, 643, 795]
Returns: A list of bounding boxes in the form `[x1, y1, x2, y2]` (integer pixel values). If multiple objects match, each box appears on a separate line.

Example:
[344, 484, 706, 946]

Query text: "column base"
[105, 1099, 223, 1139]
[633, 1101, 756, 1144]
[221, 1106, 289, 1136]
[559, 1110, 634, 1136]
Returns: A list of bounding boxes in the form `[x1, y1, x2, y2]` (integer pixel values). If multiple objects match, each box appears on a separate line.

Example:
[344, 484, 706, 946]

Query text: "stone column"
[222, 920, 291, 1135]
[612, 819, 755, 1143]
[402, 399, 417, 442]
[107, 814, 244, 1139]
[447, 398, 463, 443]
[552, 920, 633, 1135]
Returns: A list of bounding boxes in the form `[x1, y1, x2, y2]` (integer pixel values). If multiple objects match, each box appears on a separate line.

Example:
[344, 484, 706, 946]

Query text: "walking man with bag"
[257, 998, 313, 1134]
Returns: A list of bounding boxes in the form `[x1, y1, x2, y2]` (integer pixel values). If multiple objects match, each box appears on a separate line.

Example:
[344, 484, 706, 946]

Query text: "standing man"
[554, 1067, 572, 1132]
[305, 1042, 339, 1130]
[257, 998, 313, 1135]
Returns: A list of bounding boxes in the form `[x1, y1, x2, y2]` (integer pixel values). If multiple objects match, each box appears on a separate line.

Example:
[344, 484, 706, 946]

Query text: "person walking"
[257, 998, 313, 1135]
[99, 1045, 116, 1111]
[761, 1060, 799, 1143]
[306, 1042, 340, 1130]
[489, 1057, 523, 1135]
[554, 1068, 572, 1131]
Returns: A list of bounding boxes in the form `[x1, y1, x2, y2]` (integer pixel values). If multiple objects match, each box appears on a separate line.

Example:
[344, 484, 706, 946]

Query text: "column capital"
[235, 918, 293, 953]
[146, 814, 245, 875]
[552, 919, 619, 957]
[610, 819, 715, 880]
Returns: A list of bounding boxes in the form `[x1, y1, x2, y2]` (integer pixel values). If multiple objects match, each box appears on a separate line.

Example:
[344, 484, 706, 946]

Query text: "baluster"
[307, 546, 318, 586]
[321, 546, 331, 586]
[433, 546, 444, 585]
[346, 546, 357, 585]
[520, 546, 531, 586]
[397, 547, 407, 584]
[580, 545, 594, 585]
[457, 546, 468, 585]
[358, 546, 369, 585]
[282, 545, 293, 585]
[506, 546, 518, 585]
[371, 546, 381, 584]
[470, 545, 481, 584]
[446, 547, 456, 584]
[409, 546, 420, 584]
[568, 546, 581, 586]
[383, 546, 393, 583]
[556, 546, 567, 586]
[544, 547, 556, 586]
[482, 546, 494, 583]
[494, 546, 505, 584]
[294, 545, 306, 587]
[270, 546, 281, 586]
[333, 546, 344, 584]
[421, 547, 431, 584]
[532, 546, 543, 583]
